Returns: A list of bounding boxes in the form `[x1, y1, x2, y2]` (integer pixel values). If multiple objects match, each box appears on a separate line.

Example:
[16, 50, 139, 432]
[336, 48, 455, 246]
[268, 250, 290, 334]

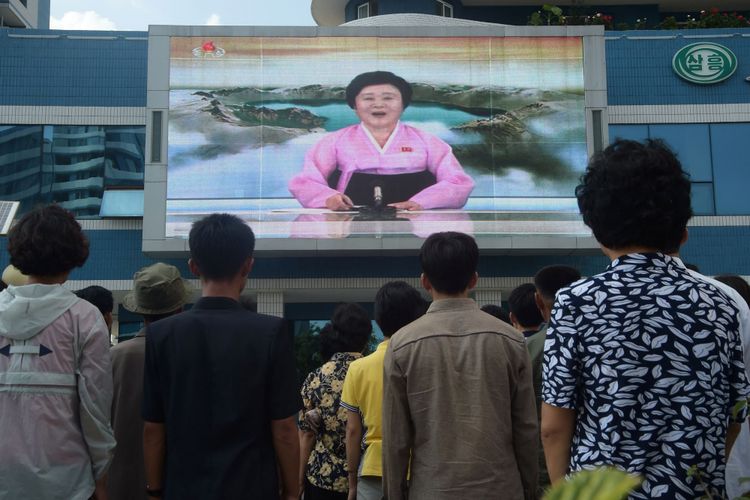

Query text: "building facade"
[0, 22, 749, 340]
[311, 0, 750, 27]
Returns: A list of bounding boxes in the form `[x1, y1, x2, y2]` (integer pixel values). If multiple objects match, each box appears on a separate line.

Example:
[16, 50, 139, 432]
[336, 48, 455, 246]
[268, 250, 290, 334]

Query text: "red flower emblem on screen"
[193, 41, 226, 58]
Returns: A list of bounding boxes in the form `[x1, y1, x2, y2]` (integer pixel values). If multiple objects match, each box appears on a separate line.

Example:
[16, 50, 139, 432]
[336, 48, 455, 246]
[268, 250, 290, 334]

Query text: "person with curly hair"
[542, 140, 749, 499]
[0, 204, 115, 500]
[299, 303, 372, 500]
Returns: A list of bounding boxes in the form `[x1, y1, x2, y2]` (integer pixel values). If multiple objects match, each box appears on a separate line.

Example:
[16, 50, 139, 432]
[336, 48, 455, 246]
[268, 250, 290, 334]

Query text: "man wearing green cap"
[109, 263, 192, 500]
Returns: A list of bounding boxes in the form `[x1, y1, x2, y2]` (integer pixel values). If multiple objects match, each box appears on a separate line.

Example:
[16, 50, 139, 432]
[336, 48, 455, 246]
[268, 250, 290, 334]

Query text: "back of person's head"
[480, 304, 511, 324]
[320, 303, 372, 359]
[575, 139, 692, 252]
[714, 275, 750, 308]
[507, 283, 544, 329]
[189, 213, 255, 281]
[75, 286, 114, 316]
[419, 231, 478, 295]
[534, 265, 582, 303]
[374, 281, 428, 337]
[8, 204, 89, 278]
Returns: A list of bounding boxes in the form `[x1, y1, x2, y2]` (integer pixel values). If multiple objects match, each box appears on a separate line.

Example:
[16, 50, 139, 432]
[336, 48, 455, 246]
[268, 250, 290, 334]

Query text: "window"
[0, 125, 145, 218]
[357, 2, 370, 19]
[436, 0, 453, 17]
[151, 111, 162, 163]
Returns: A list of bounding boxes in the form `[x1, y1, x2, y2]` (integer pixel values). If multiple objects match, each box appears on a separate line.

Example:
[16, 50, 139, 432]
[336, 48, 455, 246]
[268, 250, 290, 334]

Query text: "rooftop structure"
[311, 0, 750, 27]
[0, 0, 50, 29]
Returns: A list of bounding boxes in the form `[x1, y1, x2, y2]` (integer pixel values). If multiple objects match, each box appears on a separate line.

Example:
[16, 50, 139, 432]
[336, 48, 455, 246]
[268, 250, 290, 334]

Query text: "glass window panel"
[100, 189, 144, 217]
[0, 125, 145, 218]
[357, 3, 369, 19]
[0, 125, 45, 214]
[691, 183, 714, 216]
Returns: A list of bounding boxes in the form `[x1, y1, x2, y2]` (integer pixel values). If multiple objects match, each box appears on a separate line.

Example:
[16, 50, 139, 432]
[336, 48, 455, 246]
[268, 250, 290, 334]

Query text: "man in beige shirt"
[382, 231, 539, 500]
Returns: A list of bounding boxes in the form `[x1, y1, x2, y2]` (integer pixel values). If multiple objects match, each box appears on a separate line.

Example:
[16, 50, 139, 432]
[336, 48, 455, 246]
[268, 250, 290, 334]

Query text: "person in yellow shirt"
[341, 282, 428, 500]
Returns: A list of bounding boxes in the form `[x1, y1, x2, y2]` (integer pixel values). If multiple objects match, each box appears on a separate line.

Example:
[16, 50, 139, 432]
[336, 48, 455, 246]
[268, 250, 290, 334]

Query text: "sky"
[50, 0, 316, 31]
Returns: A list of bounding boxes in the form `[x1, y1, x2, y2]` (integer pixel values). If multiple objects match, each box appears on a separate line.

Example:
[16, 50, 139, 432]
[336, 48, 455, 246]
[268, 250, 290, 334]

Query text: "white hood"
[0, 284, 79, 340]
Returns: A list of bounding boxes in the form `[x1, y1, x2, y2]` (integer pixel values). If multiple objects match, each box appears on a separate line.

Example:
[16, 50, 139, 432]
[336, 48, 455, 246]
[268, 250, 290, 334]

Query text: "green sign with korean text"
[673, 43, 737, 85]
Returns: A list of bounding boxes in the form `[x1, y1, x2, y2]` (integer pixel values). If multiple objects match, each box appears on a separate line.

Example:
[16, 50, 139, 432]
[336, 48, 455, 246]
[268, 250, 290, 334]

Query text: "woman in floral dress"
[299, 303, 372, 499]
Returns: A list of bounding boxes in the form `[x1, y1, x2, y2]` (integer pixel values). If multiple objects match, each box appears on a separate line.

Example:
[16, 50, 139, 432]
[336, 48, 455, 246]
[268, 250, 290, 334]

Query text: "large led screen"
[166, 36, 589, 238]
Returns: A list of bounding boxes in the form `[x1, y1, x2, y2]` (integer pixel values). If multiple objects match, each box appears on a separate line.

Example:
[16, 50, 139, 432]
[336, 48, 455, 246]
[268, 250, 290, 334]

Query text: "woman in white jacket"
[0, 204, 115, 500]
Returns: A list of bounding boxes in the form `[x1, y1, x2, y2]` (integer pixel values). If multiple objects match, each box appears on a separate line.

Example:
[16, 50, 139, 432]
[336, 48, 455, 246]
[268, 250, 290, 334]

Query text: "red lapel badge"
[401, 146, 413, 152]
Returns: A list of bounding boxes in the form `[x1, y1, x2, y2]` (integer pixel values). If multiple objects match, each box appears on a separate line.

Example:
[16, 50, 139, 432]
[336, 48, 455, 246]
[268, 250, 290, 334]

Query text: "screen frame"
[144, 24, 607, 257]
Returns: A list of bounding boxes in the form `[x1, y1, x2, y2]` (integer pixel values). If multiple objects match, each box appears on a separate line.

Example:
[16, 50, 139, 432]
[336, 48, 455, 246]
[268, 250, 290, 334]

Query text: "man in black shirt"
[142, 214, 301, 499]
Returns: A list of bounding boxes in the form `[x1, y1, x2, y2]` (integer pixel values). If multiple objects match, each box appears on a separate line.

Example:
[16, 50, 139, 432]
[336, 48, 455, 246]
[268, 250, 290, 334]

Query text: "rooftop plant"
[528, 5, 750, 30]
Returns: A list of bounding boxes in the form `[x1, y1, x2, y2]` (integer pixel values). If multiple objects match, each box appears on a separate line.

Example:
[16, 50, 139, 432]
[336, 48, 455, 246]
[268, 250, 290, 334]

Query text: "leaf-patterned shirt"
[300, 352, 362, 492]
[542, 253, 750, 499]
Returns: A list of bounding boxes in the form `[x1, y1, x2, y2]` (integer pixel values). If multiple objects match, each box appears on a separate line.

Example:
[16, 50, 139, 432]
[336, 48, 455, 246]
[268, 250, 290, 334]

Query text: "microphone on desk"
[354, 181, 397, 220]
[373, 184, 383, 209]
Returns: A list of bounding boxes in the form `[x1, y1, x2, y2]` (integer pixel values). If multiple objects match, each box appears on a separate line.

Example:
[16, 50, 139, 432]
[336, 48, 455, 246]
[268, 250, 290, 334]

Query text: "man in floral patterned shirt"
[542, 140, 750, 499]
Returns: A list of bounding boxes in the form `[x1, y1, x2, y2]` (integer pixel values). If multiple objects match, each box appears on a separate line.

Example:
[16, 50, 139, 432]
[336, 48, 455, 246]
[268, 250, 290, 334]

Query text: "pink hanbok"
[289, 123, 474, 209]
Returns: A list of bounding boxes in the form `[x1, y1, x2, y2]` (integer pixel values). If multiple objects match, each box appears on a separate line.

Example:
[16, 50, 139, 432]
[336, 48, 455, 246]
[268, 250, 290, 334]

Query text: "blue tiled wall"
[680, 226, 750, 275]
[1, 227, 748, 280]
[0, 28, 147, 107]
[606, 30, 750, 106]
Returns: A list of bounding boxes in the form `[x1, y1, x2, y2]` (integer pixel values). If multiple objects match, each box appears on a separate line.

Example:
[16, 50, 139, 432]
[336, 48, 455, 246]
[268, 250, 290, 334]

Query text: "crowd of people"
[0, 138, 749, 500]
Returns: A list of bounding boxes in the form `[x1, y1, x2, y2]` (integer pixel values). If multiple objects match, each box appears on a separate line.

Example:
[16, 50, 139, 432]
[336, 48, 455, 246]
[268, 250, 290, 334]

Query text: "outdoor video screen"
[166, 36, 588, 238]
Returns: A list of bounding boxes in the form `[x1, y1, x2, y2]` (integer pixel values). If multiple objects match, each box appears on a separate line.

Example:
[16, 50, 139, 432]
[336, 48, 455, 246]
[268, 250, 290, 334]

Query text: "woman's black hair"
[345, 71, 413, 109]
[575, 139, 692, 252]
[319, 303, 372, 359]
[8, 204, 89, 277]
